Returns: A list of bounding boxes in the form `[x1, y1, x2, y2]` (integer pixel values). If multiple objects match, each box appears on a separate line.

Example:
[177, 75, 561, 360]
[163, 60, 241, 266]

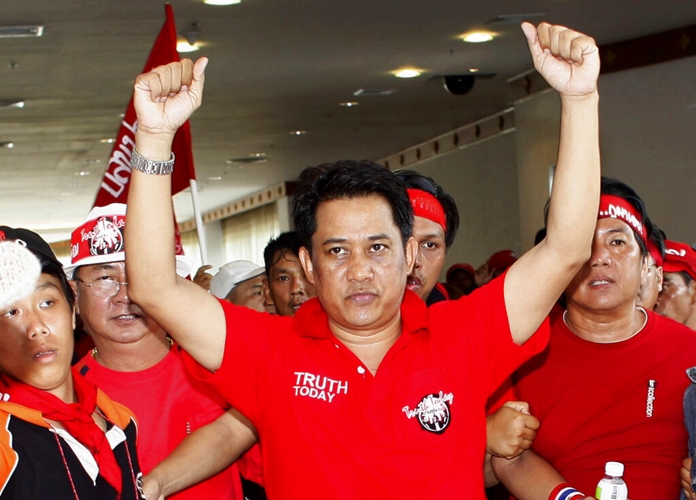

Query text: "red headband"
[598, 194, 646, 245]
[407, 189, 446, 231]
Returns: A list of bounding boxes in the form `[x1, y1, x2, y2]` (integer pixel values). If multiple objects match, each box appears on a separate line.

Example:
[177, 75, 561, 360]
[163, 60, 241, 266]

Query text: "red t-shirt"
[184, 276, 549, 499]
[514, 308, 696, 499]
[76, 346, 244, 500]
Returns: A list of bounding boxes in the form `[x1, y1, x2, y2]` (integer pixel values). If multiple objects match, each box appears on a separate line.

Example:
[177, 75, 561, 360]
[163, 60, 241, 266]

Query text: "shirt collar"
[291, 289, 430, 340]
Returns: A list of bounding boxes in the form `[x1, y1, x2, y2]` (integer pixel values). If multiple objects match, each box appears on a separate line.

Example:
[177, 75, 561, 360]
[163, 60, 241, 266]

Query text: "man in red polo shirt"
[125, 21, 601, 499]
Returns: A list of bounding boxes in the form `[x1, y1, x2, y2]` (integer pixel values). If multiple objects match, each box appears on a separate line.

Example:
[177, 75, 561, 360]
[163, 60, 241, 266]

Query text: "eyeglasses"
[76, 278, 128, 298]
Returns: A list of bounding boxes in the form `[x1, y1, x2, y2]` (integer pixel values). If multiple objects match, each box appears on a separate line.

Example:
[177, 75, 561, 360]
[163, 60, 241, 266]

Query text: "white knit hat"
[0, 240, 41, 310]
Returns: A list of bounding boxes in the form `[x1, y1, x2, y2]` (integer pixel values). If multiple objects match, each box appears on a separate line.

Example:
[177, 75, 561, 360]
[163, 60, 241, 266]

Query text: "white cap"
[210, 260, 265, 299]
[64, 203, 193, 279]
[605, 461, 624, 477]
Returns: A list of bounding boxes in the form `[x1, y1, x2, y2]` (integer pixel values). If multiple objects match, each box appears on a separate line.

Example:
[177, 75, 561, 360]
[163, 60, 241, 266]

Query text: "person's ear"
[639, 256, 649, 287]
[689, 279, 696, 305]
[70, 280, 81, 315]
[298, 247, 315, 286]
[404, 236, 417, 274]
[655, 266, 664, 293]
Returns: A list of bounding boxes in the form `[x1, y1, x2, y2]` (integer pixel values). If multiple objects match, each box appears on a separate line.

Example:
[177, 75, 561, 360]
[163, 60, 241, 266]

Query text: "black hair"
[543, 176, 652, 257]
[293, 160, 413, 253]
[264, 231, 303, 277]
[395, 170, 460, 249]
[39, 256, 75, 311]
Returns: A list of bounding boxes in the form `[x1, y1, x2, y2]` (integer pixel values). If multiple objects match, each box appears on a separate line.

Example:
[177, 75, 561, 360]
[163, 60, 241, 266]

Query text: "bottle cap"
[605, 461, 624, 477]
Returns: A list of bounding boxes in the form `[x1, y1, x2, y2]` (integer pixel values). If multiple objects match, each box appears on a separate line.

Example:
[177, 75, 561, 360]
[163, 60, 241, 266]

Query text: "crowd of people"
[0, 19, 695, 500]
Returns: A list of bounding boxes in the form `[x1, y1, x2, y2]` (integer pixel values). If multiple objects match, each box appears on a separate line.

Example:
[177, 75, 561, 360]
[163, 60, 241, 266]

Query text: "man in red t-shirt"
[66, 204, 256, 500]
[125, 21, 601, 499]
[493, 179, 696, 500]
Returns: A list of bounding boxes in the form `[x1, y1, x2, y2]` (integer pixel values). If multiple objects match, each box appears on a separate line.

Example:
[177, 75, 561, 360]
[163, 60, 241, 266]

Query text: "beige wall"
[404, 54, 696, 282]
[411, 132, 521, 279]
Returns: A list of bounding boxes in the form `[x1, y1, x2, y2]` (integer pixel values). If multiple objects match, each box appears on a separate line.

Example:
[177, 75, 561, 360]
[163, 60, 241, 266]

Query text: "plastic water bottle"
[595, 461, 628, 500]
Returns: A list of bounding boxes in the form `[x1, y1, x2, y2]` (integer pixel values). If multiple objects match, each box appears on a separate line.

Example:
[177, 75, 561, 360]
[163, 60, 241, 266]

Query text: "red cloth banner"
[93, 3, 196, 204]
[93, 4, 194, 256]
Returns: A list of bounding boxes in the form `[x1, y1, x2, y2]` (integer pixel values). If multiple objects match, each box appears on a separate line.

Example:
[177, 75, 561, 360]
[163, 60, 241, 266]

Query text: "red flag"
[93, 4, 196, 207]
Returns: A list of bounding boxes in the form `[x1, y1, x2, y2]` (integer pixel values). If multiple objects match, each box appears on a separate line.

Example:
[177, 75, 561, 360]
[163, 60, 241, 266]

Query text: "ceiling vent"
[0, 25, 44, 38]
[486, 14, 545, 25]
[227, 155, 268, 164]
[353, 89, 396, 97]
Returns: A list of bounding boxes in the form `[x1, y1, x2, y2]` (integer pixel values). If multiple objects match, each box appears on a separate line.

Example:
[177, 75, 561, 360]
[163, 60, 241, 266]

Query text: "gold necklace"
[91, 336, 174, 359]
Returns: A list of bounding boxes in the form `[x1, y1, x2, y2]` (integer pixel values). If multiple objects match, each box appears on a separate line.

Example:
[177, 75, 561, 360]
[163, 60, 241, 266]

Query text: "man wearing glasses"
[68, 203, 255, 500]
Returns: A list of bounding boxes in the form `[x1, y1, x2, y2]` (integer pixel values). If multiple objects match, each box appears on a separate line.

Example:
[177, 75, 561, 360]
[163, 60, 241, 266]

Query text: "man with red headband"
[396, 170, 459, 305]
[397, 171, 540, 486]
[493, 178, 696, 500]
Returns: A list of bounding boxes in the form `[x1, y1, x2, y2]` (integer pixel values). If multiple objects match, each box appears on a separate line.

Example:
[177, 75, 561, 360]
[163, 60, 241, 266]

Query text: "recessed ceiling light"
[469, 68, 479, 73]
[100, 138, 115, 144]
[290, 130, 306, 136]
[75, 171, 91, 177]
[394, 69, 422, 78]
[208, 176, 223, 181]
[0, 142, 14, 149]
[204, 0, 241, 4]
[177, 41, 200, 53]
[339, 102, 359, 107]
[462, 32, 495, 43]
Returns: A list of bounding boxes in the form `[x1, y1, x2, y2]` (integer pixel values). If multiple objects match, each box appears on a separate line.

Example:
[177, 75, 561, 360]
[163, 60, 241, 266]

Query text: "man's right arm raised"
[125, 58, 226, 371]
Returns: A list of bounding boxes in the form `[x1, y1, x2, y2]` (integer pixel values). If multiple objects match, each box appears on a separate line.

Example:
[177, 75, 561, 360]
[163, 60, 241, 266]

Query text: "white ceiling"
[1, 0, 696, 242]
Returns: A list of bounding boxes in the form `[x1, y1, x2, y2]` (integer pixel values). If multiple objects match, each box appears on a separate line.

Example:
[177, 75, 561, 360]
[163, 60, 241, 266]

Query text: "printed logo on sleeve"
[402, 391, 454, 434]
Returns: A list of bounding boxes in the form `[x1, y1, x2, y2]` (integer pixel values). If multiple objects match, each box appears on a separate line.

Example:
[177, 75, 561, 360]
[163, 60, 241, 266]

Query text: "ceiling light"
[339, 102, 359, 107]
[290, 130, 306, 136]
[462, 32, 495, 43]
[204, 0, 241, 4]
[0, 142, 14, 149]
[469, 68, 479, 73]
[208, 176, 223, 181]
[100, 138, 115, 144]
[75, 171, 91, 177]
[394, 69, 422, 78]
[177, 41, 200, 53]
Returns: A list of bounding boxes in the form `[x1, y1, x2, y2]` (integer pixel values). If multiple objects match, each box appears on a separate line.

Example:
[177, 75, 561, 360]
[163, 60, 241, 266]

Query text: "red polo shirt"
[184, 276, 549, 499]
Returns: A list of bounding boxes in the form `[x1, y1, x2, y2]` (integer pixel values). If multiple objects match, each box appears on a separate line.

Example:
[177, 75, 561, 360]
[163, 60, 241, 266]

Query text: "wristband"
[549, 483, 585, 500]
[130, 148, 175, 175]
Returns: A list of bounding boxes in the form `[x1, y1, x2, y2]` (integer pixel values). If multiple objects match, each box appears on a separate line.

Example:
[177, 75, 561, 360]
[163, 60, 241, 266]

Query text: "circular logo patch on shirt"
[415, 392, 451, 434]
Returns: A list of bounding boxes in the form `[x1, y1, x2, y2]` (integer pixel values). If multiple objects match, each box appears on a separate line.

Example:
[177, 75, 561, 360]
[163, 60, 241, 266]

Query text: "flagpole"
[189, 179, 209, 264]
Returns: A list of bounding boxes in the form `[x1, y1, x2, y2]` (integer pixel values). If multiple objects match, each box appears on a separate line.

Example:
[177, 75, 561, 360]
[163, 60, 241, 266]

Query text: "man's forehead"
[271, 250, 301, 270]
[313, 196, 399, 238]
[80, 261, 125, 273]
[595, 217, 635, 235]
